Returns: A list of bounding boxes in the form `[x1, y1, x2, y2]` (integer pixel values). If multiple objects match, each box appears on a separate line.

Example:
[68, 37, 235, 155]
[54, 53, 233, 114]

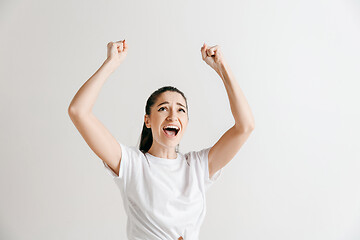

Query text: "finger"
[120, 39, 127, 51]
[123, 39, 128, 50]
[206, 49, 214, 56]
[209, 49, 218, 57]
[205, 44, 213, 56]
[115, 40, 124, 51]
[201, 43, 207, 60]
[207, 45, 219, 56]
[109, 42, 119, 51]
[107, 42, 116, 50]
[115, 39, 125, 44]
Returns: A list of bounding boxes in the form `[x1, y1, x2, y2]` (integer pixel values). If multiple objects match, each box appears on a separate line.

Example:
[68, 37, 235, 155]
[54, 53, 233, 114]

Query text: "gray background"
[1, 0, 360, 239]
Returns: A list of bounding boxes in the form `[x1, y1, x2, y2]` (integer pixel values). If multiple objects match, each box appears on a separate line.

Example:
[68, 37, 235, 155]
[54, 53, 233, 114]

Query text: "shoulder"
[117, 141, 140, 154]
[183, 146, 212, 163]
[117, 142, 146, 162]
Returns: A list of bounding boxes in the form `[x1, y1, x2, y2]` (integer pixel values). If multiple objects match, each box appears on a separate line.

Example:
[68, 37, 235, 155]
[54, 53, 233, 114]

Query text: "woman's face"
[144, 91, 188, 149]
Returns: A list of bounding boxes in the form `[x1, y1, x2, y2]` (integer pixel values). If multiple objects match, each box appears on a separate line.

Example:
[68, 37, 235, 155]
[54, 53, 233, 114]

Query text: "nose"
[166, 109, 177, 121]
[166, 115, 176, 121]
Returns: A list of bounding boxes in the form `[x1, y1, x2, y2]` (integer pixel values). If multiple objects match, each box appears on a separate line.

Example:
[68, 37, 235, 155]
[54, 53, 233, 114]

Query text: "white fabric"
[102, 139, 222, 240]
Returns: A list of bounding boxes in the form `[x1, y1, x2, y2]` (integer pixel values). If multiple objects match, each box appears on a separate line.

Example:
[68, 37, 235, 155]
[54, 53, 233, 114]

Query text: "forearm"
[68, 59, 117, 115]
[215, 61, 255, 131]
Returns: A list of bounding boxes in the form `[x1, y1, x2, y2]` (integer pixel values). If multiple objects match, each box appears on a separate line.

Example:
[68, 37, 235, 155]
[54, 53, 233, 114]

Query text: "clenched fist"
[200, 43, 225, 71]
[106, 39, 128, 68]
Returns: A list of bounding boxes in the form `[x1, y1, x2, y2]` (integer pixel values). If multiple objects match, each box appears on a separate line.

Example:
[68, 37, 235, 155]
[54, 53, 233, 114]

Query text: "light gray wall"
[1, 0, 359, 239]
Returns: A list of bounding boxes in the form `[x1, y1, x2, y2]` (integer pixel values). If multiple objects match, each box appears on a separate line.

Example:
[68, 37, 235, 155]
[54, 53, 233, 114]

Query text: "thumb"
[201, 43, 207, 60]
[207, 48, 214, 56]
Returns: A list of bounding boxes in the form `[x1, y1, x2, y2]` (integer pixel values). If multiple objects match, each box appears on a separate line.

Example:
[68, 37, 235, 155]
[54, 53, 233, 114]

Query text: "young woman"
[68, 39, 255, 240]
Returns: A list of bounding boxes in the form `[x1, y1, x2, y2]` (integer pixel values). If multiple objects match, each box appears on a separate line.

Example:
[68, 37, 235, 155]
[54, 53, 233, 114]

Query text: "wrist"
[214, 61, 227, 76]
[103, 58, 120, 72]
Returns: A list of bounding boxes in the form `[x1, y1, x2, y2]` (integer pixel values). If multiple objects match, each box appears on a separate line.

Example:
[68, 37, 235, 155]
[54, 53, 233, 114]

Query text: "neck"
[147, 143, 177, 159]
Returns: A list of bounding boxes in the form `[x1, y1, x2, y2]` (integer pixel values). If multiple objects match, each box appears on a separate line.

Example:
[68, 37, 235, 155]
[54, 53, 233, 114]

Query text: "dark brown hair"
[138, 86, 188, 153]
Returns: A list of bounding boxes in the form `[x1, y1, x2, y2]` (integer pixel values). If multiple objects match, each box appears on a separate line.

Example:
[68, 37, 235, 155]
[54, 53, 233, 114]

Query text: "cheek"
[181, 118, 189, 128]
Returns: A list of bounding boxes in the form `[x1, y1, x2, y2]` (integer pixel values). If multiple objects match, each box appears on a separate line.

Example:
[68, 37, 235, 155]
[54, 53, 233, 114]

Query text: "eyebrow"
[157, 101, 186, 108]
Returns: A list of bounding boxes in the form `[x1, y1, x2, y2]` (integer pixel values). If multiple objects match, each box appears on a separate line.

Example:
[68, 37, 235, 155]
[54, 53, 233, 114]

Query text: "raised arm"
[201, 43, 255, 178]
[68, 41, 127, 115]
[68, 40, 128, 176]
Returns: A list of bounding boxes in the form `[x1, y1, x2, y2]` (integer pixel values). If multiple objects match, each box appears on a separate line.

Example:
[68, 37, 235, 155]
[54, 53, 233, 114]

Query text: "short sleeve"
[102, 140, 140, 190]
[196, 146, 222, 191]
[102, 140, 125, 178]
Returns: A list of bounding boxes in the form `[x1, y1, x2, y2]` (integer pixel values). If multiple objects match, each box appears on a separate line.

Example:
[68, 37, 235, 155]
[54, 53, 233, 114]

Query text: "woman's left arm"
[216, 60, 255, 131]
[201, 43, 255, 178]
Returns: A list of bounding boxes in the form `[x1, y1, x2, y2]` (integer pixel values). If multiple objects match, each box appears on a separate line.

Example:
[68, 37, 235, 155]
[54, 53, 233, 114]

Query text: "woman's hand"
[105, 39, 128, 69]
[200, 43, 225, 72]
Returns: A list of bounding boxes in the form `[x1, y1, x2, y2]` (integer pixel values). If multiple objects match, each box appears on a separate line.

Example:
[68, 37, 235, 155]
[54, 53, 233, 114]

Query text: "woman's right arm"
[68, 40, 128, 176]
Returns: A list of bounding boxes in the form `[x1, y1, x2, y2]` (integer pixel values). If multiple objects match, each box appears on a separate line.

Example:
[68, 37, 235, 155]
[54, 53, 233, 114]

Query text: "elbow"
[68, 105, 77, 116]
[244, 125, 255, 133]
[248, 122, 255, 131]
[68, 105, 91, 118]
[234, 122, 255, 133]
[68, 105, 85, 118]
[245, 119, 255, 131]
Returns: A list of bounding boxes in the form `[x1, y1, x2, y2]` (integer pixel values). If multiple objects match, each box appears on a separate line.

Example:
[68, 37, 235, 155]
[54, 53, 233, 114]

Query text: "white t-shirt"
[102, 139, 222, 240]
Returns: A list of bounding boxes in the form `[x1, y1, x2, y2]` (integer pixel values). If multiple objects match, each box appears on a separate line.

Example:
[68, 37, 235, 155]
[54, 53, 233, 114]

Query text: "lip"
[162, 127, 179, 138]
[163, 124, 180, 130]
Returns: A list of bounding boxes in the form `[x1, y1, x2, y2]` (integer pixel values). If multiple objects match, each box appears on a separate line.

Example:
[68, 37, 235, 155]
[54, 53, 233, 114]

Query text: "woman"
[68, 39, 255, 240]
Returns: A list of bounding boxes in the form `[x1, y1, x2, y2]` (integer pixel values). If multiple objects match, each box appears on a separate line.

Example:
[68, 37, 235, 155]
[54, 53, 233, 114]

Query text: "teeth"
[163, 125, 179, 130]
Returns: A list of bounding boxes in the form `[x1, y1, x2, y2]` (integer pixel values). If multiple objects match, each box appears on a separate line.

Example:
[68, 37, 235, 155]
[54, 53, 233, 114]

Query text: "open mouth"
[162, 126, 180, 137]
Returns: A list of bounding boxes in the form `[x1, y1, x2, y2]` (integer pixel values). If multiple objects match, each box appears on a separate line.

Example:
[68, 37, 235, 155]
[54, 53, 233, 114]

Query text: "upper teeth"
[164, 125, 179, 130]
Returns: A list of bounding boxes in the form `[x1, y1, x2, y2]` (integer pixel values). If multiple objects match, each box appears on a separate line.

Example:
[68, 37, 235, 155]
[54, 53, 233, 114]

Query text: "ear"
[144, 115, 151, 128]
